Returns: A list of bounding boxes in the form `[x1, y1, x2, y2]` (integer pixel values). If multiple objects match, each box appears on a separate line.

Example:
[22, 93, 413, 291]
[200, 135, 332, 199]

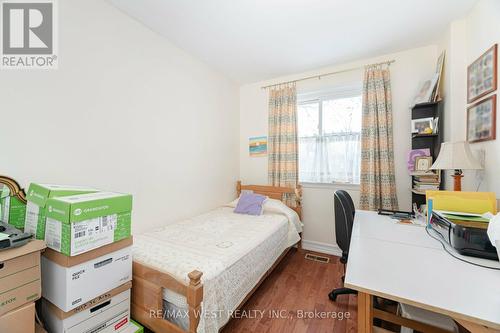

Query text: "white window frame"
[297, 86, 362, 188]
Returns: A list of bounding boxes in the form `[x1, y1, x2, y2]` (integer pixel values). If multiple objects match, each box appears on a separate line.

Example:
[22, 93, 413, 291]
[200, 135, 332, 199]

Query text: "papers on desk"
[425, 191, 497, 215]
[433, 210, 491, 223]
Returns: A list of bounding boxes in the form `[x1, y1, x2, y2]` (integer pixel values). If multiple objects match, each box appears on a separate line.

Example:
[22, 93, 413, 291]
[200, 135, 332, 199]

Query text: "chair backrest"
[334, 190, 355, 254]
[337, 189, 355, 218]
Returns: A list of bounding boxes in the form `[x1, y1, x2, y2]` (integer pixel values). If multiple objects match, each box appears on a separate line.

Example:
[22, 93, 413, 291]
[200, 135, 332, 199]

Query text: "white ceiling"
[109, 0, 478, 84]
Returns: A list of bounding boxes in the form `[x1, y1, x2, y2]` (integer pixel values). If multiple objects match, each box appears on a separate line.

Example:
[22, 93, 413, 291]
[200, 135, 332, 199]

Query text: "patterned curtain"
[268, 83, 298, 206]
[359, 65, 399, 210]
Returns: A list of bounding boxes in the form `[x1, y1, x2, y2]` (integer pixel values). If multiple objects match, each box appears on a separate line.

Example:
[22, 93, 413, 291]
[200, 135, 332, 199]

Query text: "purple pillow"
[234, 192, 267, 216]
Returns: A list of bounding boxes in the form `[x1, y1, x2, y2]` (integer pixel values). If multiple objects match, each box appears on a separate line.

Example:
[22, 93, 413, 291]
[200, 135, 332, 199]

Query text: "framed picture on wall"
[467, 95, 496, 143]
[467, 44, 497, 103]
[249, 136, 267, 156]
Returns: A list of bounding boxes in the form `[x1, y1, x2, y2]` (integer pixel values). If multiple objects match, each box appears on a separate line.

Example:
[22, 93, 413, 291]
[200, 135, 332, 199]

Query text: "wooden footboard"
[131, 262, 203, 333]
[132, 246, 295, 333]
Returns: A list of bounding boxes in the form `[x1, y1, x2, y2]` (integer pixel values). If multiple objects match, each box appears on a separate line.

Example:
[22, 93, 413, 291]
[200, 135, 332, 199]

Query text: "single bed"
[131, 181, 303, 333]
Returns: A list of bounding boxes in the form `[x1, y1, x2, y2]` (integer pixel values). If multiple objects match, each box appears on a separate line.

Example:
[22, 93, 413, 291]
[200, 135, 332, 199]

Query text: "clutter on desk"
[431, 210, 497, 260]
[426, 191, 498, 261]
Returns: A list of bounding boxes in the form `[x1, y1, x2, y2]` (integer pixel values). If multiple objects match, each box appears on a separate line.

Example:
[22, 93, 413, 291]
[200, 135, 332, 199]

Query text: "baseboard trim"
[301, 240, 342, 257]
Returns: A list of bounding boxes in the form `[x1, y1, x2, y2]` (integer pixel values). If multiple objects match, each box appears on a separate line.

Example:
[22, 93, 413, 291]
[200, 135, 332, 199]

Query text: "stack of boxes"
[0, 239, 46, 333]
[21, 183, 142, 333]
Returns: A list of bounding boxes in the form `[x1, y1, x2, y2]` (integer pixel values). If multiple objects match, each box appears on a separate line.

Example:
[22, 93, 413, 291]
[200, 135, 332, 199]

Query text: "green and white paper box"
[45, 191, 132, 256]
[0, 186, 27, 229]
[123, 320, 144, 333]
[25, 183, 99, 240]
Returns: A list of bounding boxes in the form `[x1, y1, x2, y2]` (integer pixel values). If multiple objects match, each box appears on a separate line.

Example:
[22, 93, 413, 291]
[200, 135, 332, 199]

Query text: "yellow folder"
[426, 191, 497, 215]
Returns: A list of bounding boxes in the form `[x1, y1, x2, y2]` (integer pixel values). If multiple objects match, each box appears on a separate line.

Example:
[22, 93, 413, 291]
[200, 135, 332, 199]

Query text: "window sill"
[299, 182, 360, 191]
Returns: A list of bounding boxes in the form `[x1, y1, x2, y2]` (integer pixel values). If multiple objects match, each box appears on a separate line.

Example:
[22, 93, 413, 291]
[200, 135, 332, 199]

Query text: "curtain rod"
[260, 59, 396, 90]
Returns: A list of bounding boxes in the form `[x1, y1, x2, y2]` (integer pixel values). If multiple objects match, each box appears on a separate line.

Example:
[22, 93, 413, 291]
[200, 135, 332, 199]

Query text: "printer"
[430, 211, 498, 261]
[0, 222, 32, 250]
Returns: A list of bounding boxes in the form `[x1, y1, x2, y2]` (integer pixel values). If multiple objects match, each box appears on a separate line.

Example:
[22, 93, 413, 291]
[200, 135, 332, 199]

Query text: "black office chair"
[329, 190, 357, 301]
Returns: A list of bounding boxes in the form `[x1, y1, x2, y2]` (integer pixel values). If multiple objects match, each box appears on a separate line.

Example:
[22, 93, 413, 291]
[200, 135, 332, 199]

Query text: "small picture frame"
[415, 156, 433, 172]
[467, 44, 497, 103]
[467, 95, 497, 143]
[411, 117, 434, 134]
[406, 148, 430, 172]
[412, 74, 439, 106]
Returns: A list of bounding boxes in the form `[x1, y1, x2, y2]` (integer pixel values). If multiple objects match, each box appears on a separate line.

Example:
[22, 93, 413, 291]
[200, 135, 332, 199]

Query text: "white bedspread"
[132, 200, 302, 333]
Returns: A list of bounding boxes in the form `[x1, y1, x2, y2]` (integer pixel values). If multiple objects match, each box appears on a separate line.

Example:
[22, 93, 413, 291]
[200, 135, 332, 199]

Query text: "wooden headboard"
[236, 181, 302, 219]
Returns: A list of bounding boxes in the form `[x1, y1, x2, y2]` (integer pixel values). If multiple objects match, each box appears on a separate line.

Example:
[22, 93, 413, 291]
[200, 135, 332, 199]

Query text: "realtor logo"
[1, 0, 58, 69]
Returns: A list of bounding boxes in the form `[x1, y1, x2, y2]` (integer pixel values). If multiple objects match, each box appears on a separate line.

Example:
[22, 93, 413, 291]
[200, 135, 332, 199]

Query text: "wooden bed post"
[236, 180, 242, 196]
[295, 184, 303, 250]
[295, 184, 303, 219]
[187, 270, 203, 333]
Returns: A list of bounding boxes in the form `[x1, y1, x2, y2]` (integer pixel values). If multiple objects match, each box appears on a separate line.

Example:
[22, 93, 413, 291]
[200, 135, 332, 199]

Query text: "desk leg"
[358, 292, 373, 333]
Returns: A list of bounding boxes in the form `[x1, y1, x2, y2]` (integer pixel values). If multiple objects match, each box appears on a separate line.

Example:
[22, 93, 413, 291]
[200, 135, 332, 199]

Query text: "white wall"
[439, 0, 500, 193]
[239, 45, 438, 252]
[0, 0, 240, 234]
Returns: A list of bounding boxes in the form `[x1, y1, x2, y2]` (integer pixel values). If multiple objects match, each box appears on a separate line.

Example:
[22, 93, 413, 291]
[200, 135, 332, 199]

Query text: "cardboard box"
[43, 236, 133, 267]
[45, 191, 132, 256]
[124, 320, 144, 333]
[42, 240, 132, 312]
[0, 301, 35, 333]
[43, 284, 132, 333]
[0, 240, 45, 316]
[1, 186, 27, 229]
[24, 183, 98, 240]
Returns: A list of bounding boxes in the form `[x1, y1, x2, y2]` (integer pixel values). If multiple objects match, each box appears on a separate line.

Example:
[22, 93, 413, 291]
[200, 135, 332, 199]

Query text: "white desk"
[344, 210, 500, 332]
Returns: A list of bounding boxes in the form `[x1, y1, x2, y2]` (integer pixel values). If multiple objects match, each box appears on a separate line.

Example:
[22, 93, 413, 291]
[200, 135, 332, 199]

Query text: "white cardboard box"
[43, 287, 131, 333]
[42, 245, 132, 312]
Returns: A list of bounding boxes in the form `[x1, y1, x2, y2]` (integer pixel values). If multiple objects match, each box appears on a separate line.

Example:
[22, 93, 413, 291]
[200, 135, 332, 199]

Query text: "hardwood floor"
[142, 248, 357, 333]
[221, 248, 357, 333]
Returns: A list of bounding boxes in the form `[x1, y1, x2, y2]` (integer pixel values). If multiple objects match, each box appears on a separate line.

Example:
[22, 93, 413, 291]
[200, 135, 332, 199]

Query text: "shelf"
[411, 189, 426, 195]
[412, 133, 438, 138]
[409, 171, 438, 176]
[411, 100, 442, 109]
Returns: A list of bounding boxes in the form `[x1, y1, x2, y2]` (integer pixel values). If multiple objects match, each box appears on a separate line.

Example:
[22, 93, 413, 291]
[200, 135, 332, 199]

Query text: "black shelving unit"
[411, 101, 444, 207]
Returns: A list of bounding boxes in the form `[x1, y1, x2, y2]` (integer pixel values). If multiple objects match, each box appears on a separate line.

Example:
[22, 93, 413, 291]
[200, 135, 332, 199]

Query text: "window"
[298, 91, 362, 185]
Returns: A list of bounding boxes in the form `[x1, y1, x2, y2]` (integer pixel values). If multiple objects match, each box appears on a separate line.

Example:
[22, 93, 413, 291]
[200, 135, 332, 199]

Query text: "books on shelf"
[413, 184, 439, 191]
[411, 171, 440, 193]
